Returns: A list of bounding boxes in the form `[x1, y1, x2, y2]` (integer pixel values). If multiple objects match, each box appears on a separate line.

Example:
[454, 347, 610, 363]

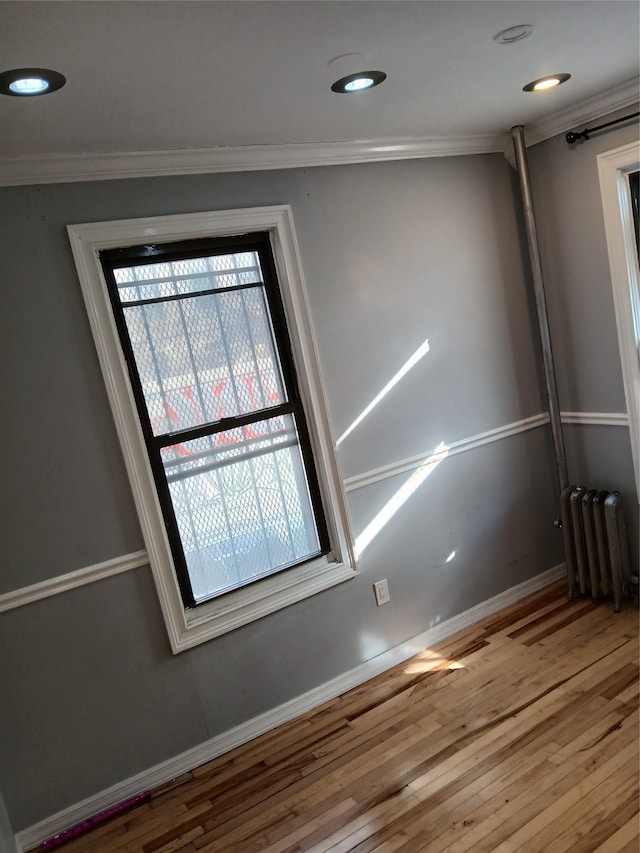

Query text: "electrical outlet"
[373, 579, 390, 606]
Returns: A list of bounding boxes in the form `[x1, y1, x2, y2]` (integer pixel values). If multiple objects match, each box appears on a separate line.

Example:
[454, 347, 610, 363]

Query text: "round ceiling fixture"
[0, 67, 66, 97]
[494, 24, 533, 44]
[331, 71, 386, 93]
[523, 73, 571, 92]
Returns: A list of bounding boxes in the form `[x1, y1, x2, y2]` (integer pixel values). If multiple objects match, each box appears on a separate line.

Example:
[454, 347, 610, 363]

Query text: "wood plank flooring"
[47, 583, 639, 852]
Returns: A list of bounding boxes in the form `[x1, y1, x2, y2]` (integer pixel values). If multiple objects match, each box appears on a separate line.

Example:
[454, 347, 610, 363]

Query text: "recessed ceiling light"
[523, 73, 571, 92]
[331, 71, 386, 94]
[0, 67, 66, 97]
[494, 24, 533, 44]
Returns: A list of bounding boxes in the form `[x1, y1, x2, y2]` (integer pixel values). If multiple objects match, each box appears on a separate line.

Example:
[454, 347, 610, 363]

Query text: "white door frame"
[598, 141, 640, 502]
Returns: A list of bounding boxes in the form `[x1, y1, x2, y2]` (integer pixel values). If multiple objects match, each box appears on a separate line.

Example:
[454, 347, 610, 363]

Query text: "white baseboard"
[15, 563, 565, 852]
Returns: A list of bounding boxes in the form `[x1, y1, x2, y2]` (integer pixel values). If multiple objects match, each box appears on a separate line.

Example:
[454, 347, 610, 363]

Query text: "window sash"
[100, 234, 330, 606]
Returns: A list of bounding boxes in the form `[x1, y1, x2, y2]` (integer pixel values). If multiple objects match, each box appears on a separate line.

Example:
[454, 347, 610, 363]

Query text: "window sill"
[173, 556, 357, 651]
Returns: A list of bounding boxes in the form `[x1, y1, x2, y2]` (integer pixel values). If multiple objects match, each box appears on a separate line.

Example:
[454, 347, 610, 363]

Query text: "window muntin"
[100, 233, 329, 606]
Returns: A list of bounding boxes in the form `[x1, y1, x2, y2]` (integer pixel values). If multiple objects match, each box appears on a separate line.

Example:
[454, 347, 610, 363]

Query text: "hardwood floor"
[48, 582, 639, 853]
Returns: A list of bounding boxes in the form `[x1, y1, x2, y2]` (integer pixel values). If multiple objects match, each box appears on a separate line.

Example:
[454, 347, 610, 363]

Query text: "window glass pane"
[122, 286, 285, 435]
[113, 252, 261, 303]
[162, 414, 321, 601]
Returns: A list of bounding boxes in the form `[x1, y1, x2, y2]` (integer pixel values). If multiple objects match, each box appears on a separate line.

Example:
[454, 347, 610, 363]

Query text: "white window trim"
[597, 141, 640, 502]
[68, 206, 356, 652]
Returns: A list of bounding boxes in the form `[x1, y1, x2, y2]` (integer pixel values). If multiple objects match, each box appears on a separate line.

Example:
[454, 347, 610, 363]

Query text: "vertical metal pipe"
[511, 125, 570, 492]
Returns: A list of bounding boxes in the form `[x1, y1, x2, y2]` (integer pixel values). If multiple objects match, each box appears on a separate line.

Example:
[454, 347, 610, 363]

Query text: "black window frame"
[629, 170, 639, 257]
[99, 231, 330, 608]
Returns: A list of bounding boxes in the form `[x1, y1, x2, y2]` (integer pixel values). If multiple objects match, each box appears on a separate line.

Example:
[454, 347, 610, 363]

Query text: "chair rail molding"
[0, 552, 149, 614]
[0, 409, 627, 612]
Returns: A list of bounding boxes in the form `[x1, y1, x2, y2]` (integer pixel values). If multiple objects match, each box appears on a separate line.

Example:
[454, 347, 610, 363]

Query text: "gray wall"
[0, 153, 562, 830]
[0, 789, 15, 853]
[528, 107, 640, 563]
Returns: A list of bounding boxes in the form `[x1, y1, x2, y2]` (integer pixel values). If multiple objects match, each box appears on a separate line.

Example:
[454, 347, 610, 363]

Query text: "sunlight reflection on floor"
[403, 648, 465, 674]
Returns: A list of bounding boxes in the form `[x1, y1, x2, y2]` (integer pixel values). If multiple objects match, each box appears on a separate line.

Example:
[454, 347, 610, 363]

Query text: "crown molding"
[0, 77, 636, 187]
[525, 76, 640, 147]
[0, 133, 506, 188]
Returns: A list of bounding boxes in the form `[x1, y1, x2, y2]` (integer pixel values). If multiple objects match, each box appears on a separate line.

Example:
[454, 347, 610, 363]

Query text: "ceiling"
[0, 1, 638, 180]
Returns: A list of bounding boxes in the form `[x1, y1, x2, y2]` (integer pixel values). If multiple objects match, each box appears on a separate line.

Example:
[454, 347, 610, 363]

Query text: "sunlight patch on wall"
[354, 441, 449, 558]
[336, 338, 430, 447]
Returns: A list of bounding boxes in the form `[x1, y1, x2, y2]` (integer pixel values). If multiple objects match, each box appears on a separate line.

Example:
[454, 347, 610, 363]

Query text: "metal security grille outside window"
[100, 234, 330, 607]
[68, 206, 356, 652]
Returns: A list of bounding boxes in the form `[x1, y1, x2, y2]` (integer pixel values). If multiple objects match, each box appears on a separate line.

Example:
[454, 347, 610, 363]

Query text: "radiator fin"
[559, 486, 633, 612]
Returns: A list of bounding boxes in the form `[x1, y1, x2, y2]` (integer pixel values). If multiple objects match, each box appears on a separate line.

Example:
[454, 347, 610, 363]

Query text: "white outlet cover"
[373, 580, 390, 606]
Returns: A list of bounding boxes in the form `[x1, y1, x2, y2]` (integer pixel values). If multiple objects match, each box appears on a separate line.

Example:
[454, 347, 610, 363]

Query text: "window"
[100, 233, 330, 605]
[598, 142, 640, 501]
[69, 207, 355, 651]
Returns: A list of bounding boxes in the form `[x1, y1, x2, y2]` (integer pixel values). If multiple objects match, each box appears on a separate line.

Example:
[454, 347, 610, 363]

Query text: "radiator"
[558, 486, 634, 611]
